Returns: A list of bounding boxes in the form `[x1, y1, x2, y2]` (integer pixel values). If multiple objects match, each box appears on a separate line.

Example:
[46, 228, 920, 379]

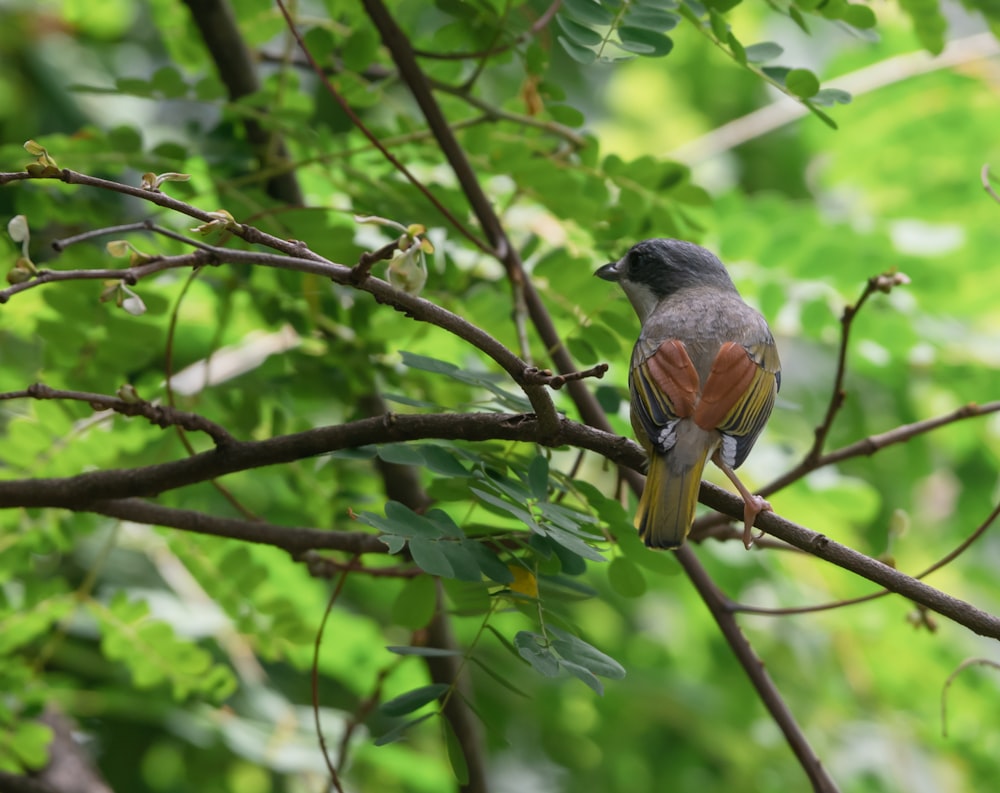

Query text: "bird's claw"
[742, 495, 772, 549]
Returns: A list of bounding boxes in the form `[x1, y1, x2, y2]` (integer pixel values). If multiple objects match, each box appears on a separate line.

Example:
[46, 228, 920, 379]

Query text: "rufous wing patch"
[645, 339, 699, 418]
[693, 342, 757, 431]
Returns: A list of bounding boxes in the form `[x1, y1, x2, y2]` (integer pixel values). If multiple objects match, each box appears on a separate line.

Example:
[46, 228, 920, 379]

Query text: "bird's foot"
[742, 495, 772, 549]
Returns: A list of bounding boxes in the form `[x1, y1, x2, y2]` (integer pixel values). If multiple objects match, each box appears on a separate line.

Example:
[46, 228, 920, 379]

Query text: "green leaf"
[376, 443, 425, 466]
[386, 645, 464, 657]
[744, 41, 783, 63]
[470, 487, 542, 532]
[381, 683, 450, 717]
[151, 66, 187, 98]
[469, 655, 531, 698]
[409, 538, 455, 577]
[442, 717, 470, 785]
[812, 88, 852, 107]
[374, 713, 436, 746]
[727, 31, 746, 65]
[556, 14, 604, 47]
[618, 27, 674, 57]
[437, 541, 484, 582]
[8, 721, 52, 769]
[464, 540, 514, 584]
[392, 575, 437, 629]
[624, 7, 681, 31]
[527, 454, 549, 500]
[785, 68, 820, 98]
[561, 0, 614, 25]
[899, 0, 946, 54]
[549, 626, 626, 681]
[420, 445, 471, 477]
[559, 658, 605, 695]
[514, 631, 561, 677]
[607, 556, 647, 597]
[842, 3, 877, 28]
[557, 36, 597, 64]
[708, 8, 729, 39]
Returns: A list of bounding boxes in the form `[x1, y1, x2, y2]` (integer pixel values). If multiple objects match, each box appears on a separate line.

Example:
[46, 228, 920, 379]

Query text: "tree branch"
[1, 384, 234, 446]
[86, 498, 387, 556]
[181, 0, 304, 205]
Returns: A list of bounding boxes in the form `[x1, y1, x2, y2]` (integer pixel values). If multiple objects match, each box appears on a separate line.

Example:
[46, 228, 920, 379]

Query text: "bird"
[595, 238, 780, 549]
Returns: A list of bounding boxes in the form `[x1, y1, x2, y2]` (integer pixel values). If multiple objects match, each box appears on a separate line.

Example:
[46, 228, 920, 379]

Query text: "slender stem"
[675, 548, 840, 793]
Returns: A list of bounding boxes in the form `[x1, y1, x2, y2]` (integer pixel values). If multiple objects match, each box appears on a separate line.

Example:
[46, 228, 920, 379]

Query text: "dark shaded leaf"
[409, 538, 455, 577]
[386, 645, 463, 657]
[374, 713, 435, 746]
[391, 575, 437, 629]
[618, 26, 674, 57]
[561, 0, 615, 25]
[381, 683, 450, 717]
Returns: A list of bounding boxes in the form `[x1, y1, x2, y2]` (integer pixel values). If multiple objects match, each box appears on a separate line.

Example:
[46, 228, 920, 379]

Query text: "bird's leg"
[713, 455, 771, 549]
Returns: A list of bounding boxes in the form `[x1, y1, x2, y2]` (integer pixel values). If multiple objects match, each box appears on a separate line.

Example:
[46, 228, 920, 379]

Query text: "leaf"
[558, 35, 597, 64]
[561, 0, 614, 26]
[442, 717, 470, 785]
[399, 350, 460, 375]
[374, 713, 436, 746]
[842, 3, 877, 29]
[420, 445, 471, 477]
[812, 88, 852, 107]
[556, 14, 603, 47]
[464, 540, 514, 584]
[514, 631, 561, 677]
[548, 626, 626, 681]
[618, 27, 674, 57]
[409, 538, 455, 578]
[8, 721, 53, 770]
[470, 487, 541, 532]
[727, 31, 746, 65]
[899, 0, 946, 55]
[607, 556, 647, 597]
[437, 541, 484, 582]
[376, 443, 425, 466]
[744, 41, 784, 63]
[380, 683, 450, 717]
[785, 68, 820, 98]
[527, 454, 549, 500]
[508, 565, 539, 598]
[559, 658, 605, 695]
[624, 7, 681, 31]
[469, 655, 531, 698]
[392, 575, 437, 629]
[386, 645, 464, 657]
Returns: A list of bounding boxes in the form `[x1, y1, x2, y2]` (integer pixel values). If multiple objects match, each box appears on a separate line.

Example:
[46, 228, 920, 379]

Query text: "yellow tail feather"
[635, 451, 710, 549]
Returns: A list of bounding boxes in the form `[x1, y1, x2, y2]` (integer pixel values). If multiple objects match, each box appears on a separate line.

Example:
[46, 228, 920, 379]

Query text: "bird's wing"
[693, 338, 780, 468]
[629, 338, 700, 453]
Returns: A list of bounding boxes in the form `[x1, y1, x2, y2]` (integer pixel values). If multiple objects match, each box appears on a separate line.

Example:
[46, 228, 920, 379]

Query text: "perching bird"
[595, 239, 780, 549]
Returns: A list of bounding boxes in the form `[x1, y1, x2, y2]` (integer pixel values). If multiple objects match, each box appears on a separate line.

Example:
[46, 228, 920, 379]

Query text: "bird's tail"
[635, 449, 710, 549]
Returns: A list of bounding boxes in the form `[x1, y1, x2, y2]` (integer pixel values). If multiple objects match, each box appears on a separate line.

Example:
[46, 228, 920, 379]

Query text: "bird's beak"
[595, 261, 620, 282]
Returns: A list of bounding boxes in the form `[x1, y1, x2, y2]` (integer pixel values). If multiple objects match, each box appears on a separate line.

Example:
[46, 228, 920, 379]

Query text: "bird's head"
[595, 238, 736, 321]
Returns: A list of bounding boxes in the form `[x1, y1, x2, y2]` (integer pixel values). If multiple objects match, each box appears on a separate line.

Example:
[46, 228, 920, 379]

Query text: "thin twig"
[941, 658, 1000, 738]
[675, 547, 840, 793]
[164, 266, 260, 520]
[273, 0, 491, 253]
[730, 500, 1000, 617]
[313, 561, 354, 793]
[86, 498, 389, 556]
[1, 383, 234, 446]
